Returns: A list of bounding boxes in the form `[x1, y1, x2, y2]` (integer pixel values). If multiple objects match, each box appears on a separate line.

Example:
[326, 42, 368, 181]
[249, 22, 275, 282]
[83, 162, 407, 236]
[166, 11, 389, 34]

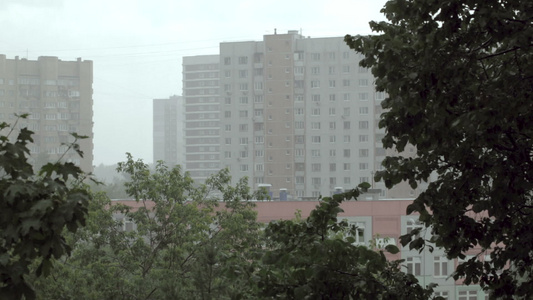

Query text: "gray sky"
[1, 0, 387, 165]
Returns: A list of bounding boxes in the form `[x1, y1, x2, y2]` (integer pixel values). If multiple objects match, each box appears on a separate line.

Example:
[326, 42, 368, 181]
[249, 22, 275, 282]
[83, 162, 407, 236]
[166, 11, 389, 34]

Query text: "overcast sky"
[1, 0, 387, 166]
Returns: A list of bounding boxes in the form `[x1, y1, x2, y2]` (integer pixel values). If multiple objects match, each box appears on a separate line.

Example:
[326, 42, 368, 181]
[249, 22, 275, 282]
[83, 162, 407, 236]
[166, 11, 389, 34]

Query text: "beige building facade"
[0, 55, 93, 172]
[183, 31, 426, 199]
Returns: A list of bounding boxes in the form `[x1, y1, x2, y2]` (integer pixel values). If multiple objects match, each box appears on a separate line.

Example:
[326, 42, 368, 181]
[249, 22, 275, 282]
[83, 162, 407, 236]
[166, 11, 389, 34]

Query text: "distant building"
[153, 95, 184, 167]
[182, 31, 427, 199]
[0, 55, 94, 172]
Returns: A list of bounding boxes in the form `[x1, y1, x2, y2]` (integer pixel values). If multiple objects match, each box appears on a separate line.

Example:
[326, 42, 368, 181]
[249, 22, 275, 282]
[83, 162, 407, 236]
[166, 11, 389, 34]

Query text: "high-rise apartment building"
[182, 55, 220, 179]
[0, 55, 93, 172]
[153, 95, 185, 167]
[183, 31, 425, 199]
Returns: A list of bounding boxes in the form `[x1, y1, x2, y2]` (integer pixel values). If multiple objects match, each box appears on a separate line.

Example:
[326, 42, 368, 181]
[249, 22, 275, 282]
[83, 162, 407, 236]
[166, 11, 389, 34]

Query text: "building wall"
[153, 95, 184, 167]
[182, 31, 428, 200]
[0, 55, 93, 172]
[182, 55, 220, 182]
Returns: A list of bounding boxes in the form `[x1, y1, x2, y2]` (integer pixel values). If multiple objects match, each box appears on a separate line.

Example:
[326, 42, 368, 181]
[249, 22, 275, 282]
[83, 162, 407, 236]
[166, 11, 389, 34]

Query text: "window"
[330, 177, 336, 185]
[239, 96, 249, 104]
[342, 149, 350, 158]
[329, 135, 336, 143]
[296, 176, 304, 184]
[329, 163, 336, 172]
[311, 80, 320, 88]
[295, 136, 305, 144]
[349, 222, 365, 244]
[329, 108, 336, 116]
[343, 163, 351, 171]
[359, 79, 369, 87]
[344, 177, 351, 184]
[239, 137, 248, 145]
[224, 97, 231, 104]
[343, 79, 350, 87]
[458, 291, 477, 300]
[311, 66, 320, 74]
[295, 121, 305, 129]
[254, 109, 263, 117]
[311, 108, 320, 116]
[239, 83, 248, 91]
[342, 65, 350, 73]
[295, 108, 304, 115]
[329, 80, 336, 88]
[311, 136, 321, 143]
[311, 53, 321, 61]
[311, 149, 321, 157]
[342, 52, 349, 59]
[359, 92, 369, 101]
[224, 57, 231, 65]
[239, 110, 248, 117]
[312, 94, 320, 101]
[434, 256, 448, 277]
[295, 149, 304, 157]
[343, 121, 350, 130]
[344, 135, 351, 143]
[238, 56, 248, 64]
[239, 151, 248, 158]
[255, 150, 264, 157]
[238, 70, 248, 78]
[329, 122, 336, 130]
[311, 163, 321, 172]
[359, 135, 369, 142]
[224, 151, 231, 158]
[406, 218, 424, 235]
[225, 111, 231, 118]
[294, 66, 304, 74]
[311, 122, 321, 130]
[240, 164, 249, 171]
[358, 66, 369, 73]
[359, 163, 368, 170]
[225, 124, 231, 131]
[343, 93, 351, 101]
[255, 164, 264, 171]
[343, 107, 350, 116]
[376, 91, 386, 100]
[255, 136, 264, 144]
[329, 94, 336, 102]
[225, 138, 231, 145]
[359, 121, 369, 129]
[311, 177, 321, 185]
[254, 95, 263, 103]
[406, 257, 421, 276]
[359, 107, 369, 115]
[239, 124, 248, 132]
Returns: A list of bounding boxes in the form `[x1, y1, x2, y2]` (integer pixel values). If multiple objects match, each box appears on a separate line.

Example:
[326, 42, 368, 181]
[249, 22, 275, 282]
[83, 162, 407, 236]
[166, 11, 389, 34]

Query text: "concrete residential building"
[183, 31, 426, 198]
[153, 95, 185, 167]
[182, 55, 220, 180]
[0, 55, 93, 172]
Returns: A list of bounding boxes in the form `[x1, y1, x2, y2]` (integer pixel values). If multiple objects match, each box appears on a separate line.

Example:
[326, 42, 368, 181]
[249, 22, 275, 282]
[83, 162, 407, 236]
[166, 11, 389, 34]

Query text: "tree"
[0, 117, 91, 299]
[256, 184, 435, 299]
[345, 0, 532, 298]
[33, 156, 265, 299]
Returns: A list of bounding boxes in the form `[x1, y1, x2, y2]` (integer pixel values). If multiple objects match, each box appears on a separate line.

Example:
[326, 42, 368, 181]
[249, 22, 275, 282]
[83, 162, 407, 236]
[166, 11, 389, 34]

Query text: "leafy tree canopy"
[346, 0, 532, 298]
[0, 117, 91, 299]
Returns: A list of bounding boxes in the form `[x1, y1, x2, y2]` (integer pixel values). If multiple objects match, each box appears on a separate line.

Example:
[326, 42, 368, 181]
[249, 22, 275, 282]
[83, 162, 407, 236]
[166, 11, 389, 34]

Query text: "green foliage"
[346, 0, 532, 298]
[257, 183, 434, 299]
[0, 119, 91, 299]
[33, 155, 265, 299]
